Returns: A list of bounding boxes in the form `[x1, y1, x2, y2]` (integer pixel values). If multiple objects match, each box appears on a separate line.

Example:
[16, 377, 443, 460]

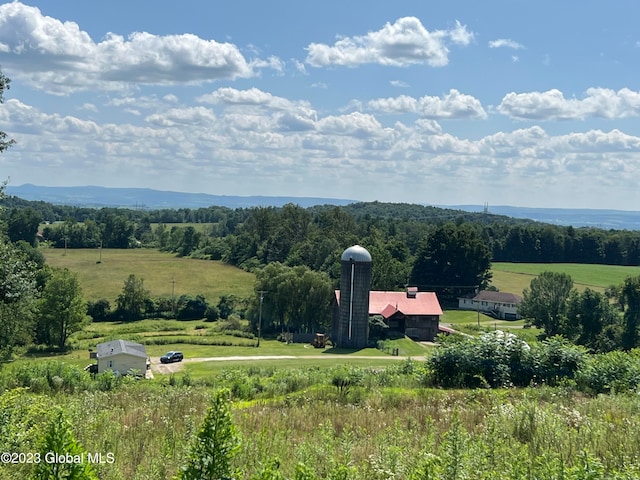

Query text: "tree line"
[6, 198, 640, 272]
[519, 271, 640, 352]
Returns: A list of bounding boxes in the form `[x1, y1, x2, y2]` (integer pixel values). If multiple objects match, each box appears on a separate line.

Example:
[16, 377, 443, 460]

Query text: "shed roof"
[97, 339, 147, 359]
[335, 290, 443, 317]
[466, 291, 522, 304]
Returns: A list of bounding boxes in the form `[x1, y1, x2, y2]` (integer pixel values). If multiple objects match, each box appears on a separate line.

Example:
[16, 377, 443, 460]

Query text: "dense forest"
[5, 196, 640, 278]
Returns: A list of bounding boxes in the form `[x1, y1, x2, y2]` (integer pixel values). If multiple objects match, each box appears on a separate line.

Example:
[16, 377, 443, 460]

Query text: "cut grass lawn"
[42, 247, 255, 303]
[491, 262, 640, 294]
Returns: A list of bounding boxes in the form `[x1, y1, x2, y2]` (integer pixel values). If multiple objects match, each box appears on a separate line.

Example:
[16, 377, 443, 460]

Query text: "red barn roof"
[335, 290, 443, 317]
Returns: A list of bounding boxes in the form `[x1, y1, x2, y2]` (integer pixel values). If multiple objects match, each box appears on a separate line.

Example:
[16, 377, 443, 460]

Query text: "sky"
[1, 1, 640, 209]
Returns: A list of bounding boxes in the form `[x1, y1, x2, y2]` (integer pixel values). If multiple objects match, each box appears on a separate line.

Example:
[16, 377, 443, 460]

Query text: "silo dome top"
[341, 245, 372, 263]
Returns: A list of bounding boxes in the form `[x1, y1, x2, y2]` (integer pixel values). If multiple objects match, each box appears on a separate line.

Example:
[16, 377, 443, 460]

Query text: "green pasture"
[42, 248, 255, 303]
[491, 262, 640, 294]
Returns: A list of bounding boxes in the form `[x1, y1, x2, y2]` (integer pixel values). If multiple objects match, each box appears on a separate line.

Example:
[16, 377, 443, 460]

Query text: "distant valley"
[7, 184, 640, 230]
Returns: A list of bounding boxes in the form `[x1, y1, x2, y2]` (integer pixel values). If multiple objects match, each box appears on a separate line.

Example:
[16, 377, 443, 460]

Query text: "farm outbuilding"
[331, 245, 444, 345]
[458, 290, 522, 320]
[334, 245, 373, 349]
[96, 339, 149, 375]
[334, 287, 443, 342]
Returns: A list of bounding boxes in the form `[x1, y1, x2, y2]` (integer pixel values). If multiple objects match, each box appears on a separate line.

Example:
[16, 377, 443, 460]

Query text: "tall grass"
[3, 359, 640, 479]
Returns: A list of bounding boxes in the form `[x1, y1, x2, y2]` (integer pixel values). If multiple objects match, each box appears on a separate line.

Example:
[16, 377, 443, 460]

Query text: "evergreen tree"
[179, 389, 240, 480]
[32, 409, 98, 480]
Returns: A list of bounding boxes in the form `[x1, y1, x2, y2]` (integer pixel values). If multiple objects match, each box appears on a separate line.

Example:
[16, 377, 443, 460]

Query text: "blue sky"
[1, 1, 640, 209]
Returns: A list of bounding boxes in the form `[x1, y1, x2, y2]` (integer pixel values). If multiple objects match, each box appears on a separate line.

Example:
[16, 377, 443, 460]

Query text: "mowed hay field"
[492, 262, 640, 295]
[42, 248, 255, 303]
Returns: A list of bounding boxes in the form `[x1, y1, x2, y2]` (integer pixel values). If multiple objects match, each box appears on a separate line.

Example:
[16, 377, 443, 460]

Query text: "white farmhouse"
[96, 339, 149, 375]
[458, 291, 522, 320]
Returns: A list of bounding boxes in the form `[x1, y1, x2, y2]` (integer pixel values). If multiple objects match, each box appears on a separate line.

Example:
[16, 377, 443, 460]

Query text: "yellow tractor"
[311, 333, 332, 348]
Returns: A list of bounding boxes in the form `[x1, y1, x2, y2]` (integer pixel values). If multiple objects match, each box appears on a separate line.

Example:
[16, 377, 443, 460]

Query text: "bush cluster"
[429, 331, 640, 394]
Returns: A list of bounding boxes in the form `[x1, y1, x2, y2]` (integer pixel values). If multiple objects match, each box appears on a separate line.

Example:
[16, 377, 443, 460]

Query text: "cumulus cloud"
[497, 88, 640, 120]
[488, 38, 524, 49]
[368, 89, 487, 119]
[196, 87, 317, 122]
[0, 2, 279, 93]
[305, 17, 473, 67]
[5, 85, 640, 207]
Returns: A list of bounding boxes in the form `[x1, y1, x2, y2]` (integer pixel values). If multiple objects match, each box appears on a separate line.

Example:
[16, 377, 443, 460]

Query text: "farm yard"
[5, 2, 640, 474]
[0, 240, 640, 480]
[5, 247, 640, 478]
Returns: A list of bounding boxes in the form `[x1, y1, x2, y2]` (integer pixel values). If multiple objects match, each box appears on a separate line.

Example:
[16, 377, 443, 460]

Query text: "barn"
[96, 339, 149, 375]
[333, 287, 443, 342]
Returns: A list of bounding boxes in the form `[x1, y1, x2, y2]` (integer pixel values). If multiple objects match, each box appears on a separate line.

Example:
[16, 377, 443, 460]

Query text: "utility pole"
[256, 290, 267, 348]
[170, 278, 176, 316]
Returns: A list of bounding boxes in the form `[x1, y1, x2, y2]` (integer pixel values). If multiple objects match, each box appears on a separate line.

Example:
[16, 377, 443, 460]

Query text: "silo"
[336, 245, 372, 348]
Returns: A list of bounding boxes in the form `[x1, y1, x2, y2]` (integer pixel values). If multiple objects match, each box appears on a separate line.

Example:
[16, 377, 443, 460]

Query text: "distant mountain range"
[6, 184, 640, 230]
[6, 184, 356, 209]
[449, 205, 640, 231]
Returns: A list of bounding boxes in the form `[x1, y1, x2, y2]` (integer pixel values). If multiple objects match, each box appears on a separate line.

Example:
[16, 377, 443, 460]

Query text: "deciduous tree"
[565, 288, 619, 352]
[621, 276, 640, 350]
[519, 271, 574, 337]
[0, 239, 38, 359]
[115, 274, 149, 320]
[38, 267, 87, 350]
[0, 67, 15, 153]
[410, 223, 492, 301]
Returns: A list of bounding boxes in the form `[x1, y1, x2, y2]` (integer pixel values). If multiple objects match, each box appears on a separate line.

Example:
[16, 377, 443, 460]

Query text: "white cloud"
[0, 2, 279, 94]
[497, 88, 640, 120]
[305, 17, 473, 67]
[368, 89, 487, 119]
[488, 38, 525, 49]
[196, 87, 316, 121]
[145, 106, 216, 127]
[368, 95, 418, 114]
[390, 80, 410, 88]
[80, 103, 97, 112]
[5, 87, 640, 208]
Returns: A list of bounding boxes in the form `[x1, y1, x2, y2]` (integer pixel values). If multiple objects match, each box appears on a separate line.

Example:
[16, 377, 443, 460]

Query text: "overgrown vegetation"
[3, 357, 640, 479]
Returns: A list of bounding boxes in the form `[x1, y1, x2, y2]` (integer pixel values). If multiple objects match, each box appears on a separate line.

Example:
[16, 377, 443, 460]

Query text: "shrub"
[534, 335, 586, 386]
[576, 349, 640, 394]
[429, 330, 534, 388]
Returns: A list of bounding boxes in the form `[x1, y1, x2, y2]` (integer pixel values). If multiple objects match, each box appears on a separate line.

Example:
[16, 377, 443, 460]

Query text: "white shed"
[96, 340, 148, 375]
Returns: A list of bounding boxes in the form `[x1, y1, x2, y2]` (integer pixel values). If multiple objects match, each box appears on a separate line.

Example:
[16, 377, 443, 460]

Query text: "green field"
[491, 262, 640, 294]
[42, 247, 255, 303]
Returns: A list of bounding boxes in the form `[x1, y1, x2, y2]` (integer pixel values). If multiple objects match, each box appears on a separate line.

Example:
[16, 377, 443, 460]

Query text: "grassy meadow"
[42, 247, 255, 303]
[4, 370, 640, 479]
[5, 251, 640, 477]
[491, 262, 640, 294]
